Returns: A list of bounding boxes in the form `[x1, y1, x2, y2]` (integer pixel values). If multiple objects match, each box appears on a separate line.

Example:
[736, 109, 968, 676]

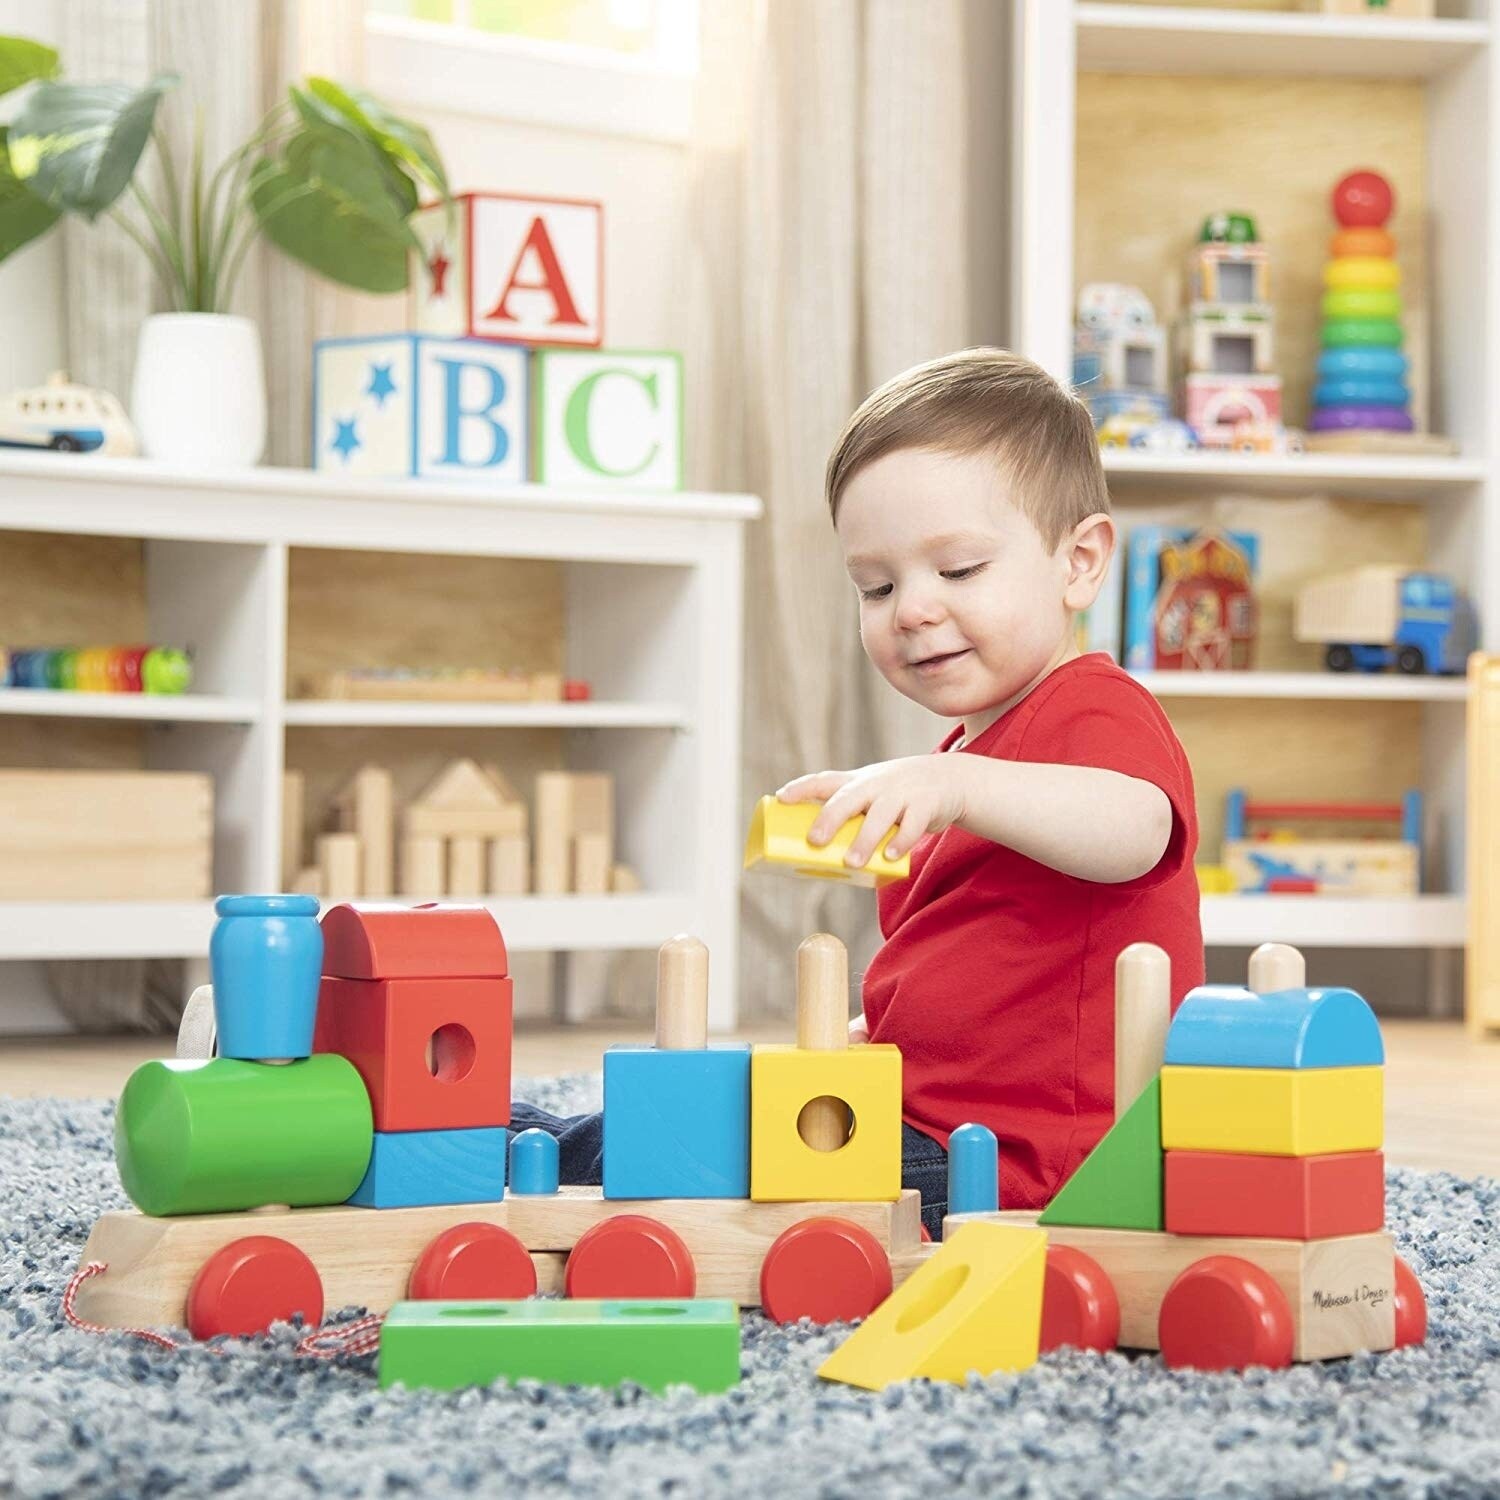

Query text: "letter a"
[486, 216, 584, 329]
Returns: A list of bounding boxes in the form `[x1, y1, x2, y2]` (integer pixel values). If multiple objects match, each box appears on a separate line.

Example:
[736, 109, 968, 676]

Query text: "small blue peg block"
[948, 1122, 999, 1215]
[508, 1127, 560, 1195]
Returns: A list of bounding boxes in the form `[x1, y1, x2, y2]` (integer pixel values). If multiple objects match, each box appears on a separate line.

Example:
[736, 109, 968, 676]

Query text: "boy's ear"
[1062, 512, 1116, 611]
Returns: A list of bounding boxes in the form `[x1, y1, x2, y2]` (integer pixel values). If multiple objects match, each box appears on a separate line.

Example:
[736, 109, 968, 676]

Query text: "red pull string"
[61, 1261, 385, 1359]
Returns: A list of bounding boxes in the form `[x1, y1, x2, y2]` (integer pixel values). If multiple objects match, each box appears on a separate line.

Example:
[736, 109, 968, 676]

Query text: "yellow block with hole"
[749, 1044, 902, 1201]
[818, 1221, 1045, 1389]
[1160, 1064, 1383, 1156]
[743, 795, 910, 888]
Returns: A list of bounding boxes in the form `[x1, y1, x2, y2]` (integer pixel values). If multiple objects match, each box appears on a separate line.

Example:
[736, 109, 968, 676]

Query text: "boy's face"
[836, 446, 1105, 732]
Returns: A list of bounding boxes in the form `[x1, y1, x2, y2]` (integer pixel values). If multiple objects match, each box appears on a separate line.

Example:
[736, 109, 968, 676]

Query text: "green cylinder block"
[115, 1055, 374, 1217]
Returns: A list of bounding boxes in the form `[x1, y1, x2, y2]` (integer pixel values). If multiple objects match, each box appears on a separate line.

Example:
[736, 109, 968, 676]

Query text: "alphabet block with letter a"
[312, 333, 529, 482]
[534, 349, 683, 491]
[410, 192, 604, 349]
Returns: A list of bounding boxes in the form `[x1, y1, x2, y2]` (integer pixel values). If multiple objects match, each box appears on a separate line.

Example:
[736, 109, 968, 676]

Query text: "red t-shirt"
[864, 652, 1204, 1211]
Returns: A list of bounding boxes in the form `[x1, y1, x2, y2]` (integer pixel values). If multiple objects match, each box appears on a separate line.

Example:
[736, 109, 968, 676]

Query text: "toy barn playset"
[68, 799, 1426, 1393]
[1123, 524, 1259, 672]
[312, 191, 683, 492]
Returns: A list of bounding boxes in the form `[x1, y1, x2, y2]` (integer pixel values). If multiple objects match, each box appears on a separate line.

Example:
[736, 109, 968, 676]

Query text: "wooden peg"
[1249, 942, 1306, 994]
[1115, 942, 1170, 1121]
[655, 935, 709, 1050]
[797, 933, 851, 1151]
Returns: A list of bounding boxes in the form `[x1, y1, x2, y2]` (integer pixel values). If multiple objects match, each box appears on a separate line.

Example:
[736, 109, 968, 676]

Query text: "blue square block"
[603, 1046, 750, 1200]
[348, 1126, 508, 1209]
[312, 332, 529, 481]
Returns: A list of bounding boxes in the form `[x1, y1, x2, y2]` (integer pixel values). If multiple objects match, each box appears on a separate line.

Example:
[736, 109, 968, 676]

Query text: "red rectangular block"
[1164, 1149, 1384, 1240]
[313, 975, 512, 1131]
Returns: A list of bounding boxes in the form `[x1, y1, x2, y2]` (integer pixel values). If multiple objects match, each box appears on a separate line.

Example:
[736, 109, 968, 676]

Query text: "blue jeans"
[508, 1102, 950, 1240]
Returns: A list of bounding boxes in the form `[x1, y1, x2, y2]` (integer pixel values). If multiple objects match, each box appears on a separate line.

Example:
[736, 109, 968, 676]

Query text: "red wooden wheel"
[408, 1222, 537, 1301]
[1393, 1256, 1427, 1348]
[564, 1214, 696, 1299]
[759, 1217, 892, 1325]
[1158, 1255, 1293, 1372]
[186, 1235, 324, 1340]
[1040, 1245, 1120, 1354]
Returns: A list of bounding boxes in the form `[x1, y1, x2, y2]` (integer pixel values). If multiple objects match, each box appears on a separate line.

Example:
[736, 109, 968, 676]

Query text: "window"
[365, 0, 699, 142]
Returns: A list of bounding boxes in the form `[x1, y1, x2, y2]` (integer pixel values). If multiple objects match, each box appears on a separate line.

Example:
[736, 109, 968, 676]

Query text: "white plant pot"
[131, 313, 267, 467]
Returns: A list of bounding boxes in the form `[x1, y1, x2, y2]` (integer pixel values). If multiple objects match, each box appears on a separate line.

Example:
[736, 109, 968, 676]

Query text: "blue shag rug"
[1, 1073, 1495, 1500]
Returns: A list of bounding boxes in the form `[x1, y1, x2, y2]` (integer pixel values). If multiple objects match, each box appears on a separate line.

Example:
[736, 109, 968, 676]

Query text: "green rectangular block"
[378, 1299, 741, 1394]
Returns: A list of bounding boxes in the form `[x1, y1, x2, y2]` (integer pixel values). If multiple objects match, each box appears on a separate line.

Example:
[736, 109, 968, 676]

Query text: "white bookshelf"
[0, 452, 759, 1030]
[1011, 2, 1496, 997]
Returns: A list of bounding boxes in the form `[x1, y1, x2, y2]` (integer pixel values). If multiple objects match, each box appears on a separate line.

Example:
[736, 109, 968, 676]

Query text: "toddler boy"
[776, 347, 1204, 1228]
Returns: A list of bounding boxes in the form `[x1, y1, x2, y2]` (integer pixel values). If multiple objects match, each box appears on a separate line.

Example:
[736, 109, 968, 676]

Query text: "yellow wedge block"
[743, 795, 910, 888]
[750, 1044, 902, 1201]
[1160, 1065, 1383, 1156]
[818, 1222, 1046, 1389]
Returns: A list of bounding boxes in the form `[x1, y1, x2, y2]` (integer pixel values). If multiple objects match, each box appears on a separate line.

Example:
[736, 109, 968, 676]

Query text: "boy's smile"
[836, 446, 1113, 740]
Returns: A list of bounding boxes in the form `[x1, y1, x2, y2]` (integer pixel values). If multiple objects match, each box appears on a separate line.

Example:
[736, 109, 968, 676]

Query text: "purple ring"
[1310, 404, 1414, 432]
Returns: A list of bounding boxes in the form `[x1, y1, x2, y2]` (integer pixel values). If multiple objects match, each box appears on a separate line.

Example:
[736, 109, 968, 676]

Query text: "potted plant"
[0, 35, 447, 466]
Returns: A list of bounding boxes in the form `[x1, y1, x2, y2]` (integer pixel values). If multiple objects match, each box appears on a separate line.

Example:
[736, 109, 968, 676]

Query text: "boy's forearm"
[951, 756, 1174, 883]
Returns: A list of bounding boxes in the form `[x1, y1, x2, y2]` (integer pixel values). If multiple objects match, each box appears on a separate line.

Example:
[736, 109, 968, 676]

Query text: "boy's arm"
[781, 753, 1173, 885]
[946, 756, 1173, 884]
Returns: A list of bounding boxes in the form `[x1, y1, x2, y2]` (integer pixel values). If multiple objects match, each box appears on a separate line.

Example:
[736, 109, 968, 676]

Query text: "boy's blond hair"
[825, 347, 1110, 547]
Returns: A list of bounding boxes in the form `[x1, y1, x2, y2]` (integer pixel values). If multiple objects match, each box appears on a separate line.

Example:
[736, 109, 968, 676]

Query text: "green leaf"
[306, 76, 448, 203]
[0, 35, 60, 98]
[9, 73, 177, 219]
[248, 126, 413, 293]
[286, 81, 415, 220]
[0, 125, 60, 259]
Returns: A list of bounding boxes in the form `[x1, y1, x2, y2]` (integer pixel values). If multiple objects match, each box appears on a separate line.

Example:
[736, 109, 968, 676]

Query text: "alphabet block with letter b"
[312, 333, 529, 482]
[534, 349, 683, 491]
[410, 192, 604, 349]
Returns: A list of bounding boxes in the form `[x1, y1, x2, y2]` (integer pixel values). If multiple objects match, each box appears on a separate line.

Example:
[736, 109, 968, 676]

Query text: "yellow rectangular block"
[743, 795, 909, 888]
[1160, 1065, 1383, 1156]
[750, 1045, 901, 1202]
[818, 1222, 1045, 1389]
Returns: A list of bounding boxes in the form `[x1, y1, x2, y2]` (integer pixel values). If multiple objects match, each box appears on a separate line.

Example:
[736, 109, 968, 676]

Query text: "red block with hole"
[320, 902, 508, 981]
[313, 974, 512, 1130]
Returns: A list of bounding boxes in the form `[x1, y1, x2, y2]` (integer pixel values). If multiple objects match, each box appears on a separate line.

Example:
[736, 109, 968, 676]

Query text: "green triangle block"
[1038, 1076, 1162, 1231]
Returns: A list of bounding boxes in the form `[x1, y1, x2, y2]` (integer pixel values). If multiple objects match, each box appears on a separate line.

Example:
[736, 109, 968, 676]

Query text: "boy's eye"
[858, 583, 893, 601]
[940, 563, 988, 581]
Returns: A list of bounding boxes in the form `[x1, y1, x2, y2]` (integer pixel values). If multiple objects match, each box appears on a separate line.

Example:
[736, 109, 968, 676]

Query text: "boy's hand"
[776, 756, 970, 869]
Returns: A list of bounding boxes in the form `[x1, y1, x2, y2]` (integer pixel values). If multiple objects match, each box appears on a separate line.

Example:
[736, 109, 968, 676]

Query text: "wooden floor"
[3, 1019, 1497, 1179]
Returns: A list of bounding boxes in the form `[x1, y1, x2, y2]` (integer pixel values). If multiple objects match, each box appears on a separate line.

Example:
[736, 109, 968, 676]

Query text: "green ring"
[1321, 318, 1403, 349]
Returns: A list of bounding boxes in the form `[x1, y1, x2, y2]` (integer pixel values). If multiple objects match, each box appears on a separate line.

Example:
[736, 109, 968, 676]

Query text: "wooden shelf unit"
[1010, 2, 1495, 998]
[0, 454, 760, 1031]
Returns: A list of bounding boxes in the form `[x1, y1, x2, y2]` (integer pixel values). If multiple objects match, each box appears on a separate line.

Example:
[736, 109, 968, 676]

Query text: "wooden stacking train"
[74, 896, 1426, 1388]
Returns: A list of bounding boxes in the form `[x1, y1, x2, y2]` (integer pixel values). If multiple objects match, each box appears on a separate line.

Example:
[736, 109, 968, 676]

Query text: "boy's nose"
[893, 587, 944, 630]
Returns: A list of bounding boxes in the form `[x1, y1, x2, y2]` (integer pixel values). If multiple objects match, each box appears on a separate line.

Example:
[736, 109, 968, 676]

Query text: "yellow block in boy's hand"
[743, 795, 910, 888]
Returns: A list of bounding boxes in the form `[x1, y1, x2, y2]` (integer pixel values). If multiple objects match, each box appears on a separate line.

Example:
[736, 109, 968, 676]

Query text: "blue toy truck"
[1293, 566, 1471, 674]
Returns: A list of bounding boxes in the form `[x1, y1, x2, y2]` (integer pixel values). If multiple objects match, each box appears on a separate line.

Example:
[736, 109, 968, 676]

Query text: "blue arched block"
[1164, 985, 1384, 1069]
[603, 1045, 750, 1199]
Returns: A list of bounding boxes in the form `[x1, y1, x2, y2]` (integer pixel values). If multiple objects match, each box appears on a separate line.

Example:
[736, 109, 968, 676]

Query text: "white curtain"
[57, 0, 363, 465]
[685, 0, 974, 1021]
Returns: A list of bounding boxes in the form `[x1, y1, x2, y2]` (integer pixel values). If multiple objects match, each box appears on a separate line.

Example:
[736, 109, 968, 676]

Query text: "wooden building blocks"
[743, 794, 910, 887]
[322, 900, 508, 981]
[208, 893, 323, 1062]
[1162, 985, 1385, 1069]
[1159, 1065, 1383, 1155]
[602, 935, 751, 1199]
[533, 770, 614, 895]
[750, 934, 901, 1202]
[508, 1128, 560, 1197]
[1039, 1079, 1163, 1231]
[818, 1222, 1046, 1390]
[333, 765, 395, 898]
[317, 832, 361, 902]
[1163, 1150, 1385, 1240]
[378, 1298, 740, 1395]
